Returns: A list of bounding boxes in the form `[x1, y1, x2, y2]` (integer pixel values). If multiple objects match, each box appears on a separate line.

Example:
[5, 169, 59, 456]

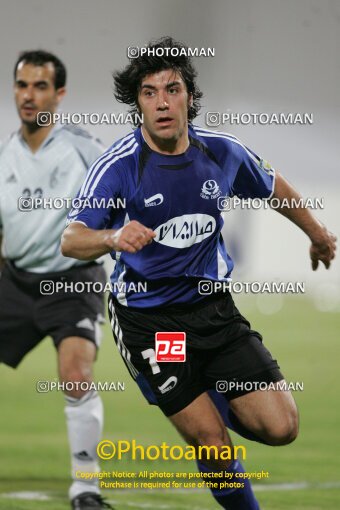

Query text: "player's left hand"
[310, 226, 337, 270]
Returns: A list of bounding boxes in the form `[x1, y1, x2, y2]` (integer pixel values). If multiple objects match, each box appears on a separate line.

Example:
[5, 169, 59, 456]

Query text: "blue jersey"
[67, 125, 275, 307]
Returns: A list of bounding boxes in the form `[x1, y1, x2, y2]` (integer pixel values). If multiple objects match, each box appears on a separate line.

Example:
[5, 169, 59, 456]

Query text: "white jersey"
[0, 124, 104, 273]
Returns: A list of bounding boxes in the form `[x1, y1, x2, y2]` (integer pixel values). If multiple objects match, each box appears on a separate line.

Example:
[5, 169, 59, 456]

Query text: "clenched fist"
[110, 220, 156, 253]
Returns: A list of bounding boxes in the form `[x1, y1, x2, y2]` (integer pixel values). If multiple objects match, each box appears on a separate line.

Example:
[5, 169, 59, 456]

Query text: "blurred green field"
[0, 296, 339, 510]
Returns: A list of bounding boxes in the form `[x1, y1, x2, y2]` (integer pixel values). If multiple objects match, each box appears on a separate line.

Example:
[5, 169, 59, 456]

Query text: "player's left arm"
[271, 172, 337, 270]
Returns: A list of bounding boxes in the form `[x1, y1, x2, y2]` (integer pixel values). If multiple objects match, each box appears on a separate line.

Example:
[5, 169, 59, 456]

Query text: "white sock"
[64, 390, 104, 500]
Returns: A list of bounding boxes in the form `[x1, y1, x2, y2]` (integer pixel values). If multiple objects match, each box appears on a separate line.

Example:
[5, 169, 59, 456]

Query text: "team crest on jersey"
[200, 179, 222, 200]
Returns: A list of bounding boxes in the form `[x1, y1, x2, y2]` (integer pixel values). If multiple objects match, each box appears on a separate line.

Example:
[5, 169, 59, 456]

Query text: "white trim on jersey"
[87, 142, 138, 199]
[217, 245, 229, 279]
[267, 166, 277, 199]
[66, 219, 88, 227]
[109, 299, 139, 379]
[79, 132, 136, 197]
[193, 125, 239, 141]
[193, 126, 264, 167]
[116, 264, 127, 306]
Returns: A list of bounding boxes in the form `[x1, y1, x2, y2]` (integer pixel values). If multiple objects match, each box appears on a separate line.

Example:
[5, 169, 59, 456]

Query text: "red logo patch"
[155, 332, 186, 362]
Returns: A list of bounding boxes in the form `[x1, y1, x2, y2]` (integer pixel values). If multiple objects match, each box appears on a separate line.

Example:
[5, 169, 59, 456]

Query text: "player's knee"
[59, 364, 93, 398]
[265, 409, 299, 446]
[191, 428, 233, 470]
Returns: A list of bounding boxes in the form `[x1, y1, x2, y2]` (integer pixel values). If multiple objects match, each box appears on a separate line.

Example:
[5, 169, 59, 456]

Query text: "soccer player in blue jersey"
[62, 37, 337, 509]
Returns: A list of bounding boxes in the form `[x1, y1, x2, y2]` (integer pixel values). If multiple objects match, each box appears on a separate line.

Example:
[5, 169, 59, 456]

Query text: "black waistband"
[111, 290, 229, 315]
[5, 259, 99, 282]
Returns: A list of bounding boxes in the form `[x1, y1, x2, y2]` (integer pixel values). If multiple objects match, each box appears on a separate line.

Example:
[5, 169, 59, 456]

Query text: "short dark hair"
[14, 50, 67, 89]
[113, 36, 203, 125]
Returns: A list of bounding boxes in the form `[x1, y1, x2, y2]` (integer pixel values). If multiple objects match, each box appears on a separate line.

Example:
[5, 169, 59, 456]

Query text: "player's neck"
[141, 127, 189, 155]
[21, 123, 54, 153]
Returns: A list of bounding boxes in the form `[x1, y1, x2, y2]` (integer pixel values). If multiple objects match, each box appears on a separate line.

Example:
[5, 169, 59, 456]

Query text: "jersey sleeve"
[230, 141, 275, 200]
[66, 151, 124, 230]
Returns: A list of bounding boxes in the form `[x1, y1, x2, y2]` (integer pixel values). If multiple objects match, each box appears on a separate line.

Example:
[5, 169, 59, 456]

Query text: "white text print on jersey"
[154, 213, 216, 248]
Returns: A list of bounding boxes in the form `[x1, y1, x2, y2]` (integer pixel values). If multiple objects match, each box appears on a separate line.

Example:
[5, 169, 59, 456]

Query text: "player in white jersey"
[0, 51, 113, 510]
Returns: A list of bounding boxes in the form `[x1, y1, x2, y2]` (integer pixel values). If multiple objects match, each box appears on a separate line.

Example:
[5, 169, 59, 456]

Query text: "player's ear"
[136, 100, 144, 121]
[188, 93, 193, 108]
[56, 86, 66, 105]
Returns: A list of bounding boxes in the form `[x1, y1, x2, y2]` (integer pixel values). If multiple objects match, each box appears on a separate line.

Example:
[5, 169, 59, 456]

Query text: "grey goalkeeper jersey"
[0, 124, 105, 273]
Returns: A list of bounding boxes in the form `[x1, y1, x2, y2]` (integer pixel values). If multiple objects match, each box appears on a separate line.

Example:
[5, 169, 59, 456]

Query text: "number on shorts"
[141, 348, 161, 375]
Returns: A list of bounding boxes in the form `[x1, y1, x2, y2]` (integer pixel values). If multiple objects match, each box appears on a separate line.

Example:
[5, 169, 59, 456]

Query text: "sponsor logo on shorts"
[155, 332, 186, 362]
[154, 214, 216, 248]
[158, 376, 178, 394]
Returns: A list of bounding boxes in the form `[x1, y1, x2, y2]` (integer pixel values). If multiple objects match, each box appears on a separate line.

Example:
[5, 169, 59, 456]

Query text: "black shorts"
[0, 261, 106, 368]
[108, 292, 283, 417]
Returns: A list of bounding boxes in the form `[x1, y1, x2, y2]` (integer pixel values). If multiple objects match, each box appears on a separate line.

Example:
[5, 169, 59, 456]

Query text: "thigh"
[0, 267, 43, 367]
[229, 384, 298, 437]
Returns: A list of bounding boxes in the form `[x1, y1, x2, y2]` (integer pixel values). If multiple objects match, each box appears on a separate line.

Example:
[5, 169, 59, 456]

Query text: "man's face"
[14, 62, 65, 126]
[138, 69, 192, 145]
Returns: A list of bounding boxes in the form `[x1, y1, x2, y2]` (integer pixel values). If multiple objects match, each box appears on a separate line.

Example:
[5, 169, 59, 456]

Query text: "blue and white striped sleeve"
[67, 134, 138, 229]
[66, 153, 122, 229]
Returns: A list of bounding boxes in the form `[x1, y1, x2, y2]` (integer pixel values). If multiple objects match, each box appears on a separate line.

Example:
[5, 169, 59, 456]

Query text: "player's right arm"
[61, 143, 155, 260]
[61, 221, 155, 260]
